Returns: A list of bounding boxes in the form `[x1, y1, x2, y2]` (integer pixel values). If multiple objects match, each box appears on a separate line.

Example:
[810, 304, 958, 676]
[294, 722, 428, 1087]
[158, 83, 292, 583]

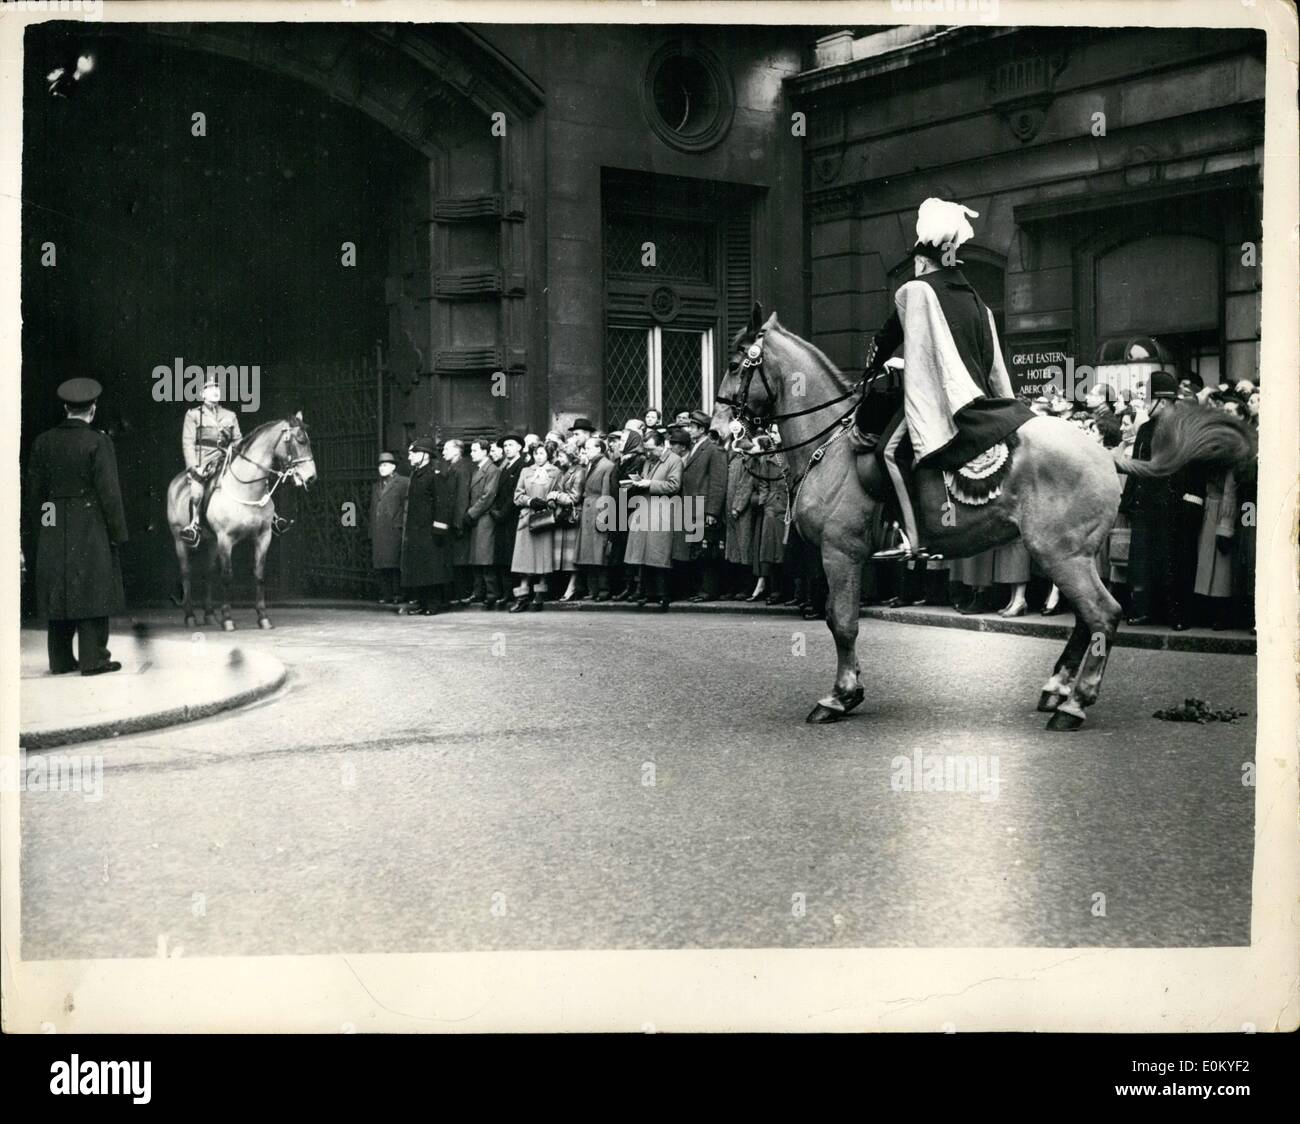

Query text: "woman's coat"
[511, 461, 562, 575]
[576, 454, 615, 566]
[623, 449, 683, 570]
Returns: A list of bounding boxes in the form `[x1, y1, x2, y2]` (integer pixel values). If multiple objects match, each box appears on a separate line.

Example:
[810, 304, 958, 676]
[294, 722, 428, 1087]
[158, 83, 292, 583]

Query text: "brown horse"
[712, 306, 1256, 731]
[166, 412, 316, 630]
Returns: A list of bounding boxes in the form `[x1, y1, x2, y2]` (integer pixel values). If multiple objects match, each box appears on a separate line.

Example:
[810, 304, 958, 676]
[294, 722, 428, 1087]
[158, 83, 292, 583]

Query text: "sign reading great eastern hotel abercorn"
[1006, 335, 1073, 401]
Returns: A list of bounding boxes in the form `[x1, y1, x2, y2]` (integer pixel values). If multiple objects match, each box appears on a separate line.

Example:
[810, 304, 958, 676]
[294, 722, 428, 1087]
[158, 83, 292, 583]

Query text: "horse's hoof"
[1045, 708, 1085, 732]
[841, 688, 866, 714]
[1037, 691, 1063, 713]
[203, 615, 216, 626]
[183, 615, 197, 628]
[257, 617, 274, 630]
[221, 619, 236, 632]
[805, 703, 844, 724]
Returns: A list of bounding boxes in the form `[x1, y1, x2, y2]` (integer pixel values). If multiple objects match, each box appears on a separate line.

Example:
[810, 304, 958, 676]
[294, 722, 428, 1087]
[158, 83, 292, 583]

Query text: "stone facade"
[791, 26, 1265, 392]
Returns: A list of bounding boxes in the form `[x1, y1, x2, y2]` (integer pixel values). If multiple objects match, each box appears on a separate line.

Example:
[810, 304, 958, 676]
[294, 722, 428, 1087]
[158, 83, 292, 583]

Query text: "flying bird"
[46, 53, 95, 98]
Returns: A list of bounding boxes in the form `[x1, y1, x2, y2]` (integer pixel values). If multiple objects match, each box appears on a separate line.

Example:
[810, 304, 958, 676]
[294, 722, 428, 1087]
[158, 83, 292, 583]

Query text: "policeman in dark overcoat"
[24, 378, 129, 675]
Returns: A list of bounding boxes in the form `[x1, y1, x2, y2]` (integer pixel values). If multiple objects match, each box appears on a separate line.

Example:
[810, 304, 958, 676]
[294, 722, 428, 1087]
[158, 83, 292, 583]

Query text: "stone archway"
[79, 20, 546, 445]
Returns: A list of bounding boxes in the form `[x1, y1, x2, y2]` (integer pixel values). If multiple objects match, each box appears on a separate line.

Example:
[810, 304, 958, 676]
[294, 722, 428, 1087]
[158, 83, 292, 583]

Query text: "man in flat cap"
[851, 197, 1034, 560]
[24, 378, 129, 675]
[367, 451, 408, 605]
[180, 371, 242, 546]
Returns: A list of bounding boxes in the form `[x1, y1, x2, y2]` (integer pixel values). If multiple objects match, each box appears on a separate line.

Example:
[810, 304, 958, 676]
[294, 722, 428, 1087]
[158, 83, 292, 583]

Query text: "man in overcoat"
[367, 451, 408, 605]
[490, 434, 527, 608]
[442, 438, 474, 603]
[399, 437, 455, 615]
[25, 378, 129, 675]
[465, 439, 502, 607]
[674, 410, 728, 600]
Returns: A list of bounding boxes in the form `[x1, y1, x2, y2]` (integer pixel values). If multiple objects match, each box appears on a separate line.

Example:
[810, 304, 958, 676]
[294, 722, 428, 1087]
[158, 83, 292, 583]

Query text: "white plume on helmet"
[914, 197, 979, 252]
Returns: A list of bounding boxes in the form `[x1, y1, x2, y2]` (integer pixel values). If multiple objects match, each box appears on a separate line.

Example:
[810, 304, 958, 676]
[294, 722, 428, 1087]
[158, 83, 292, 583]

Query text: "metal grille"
[604, 327, 649, 428]
[604, 215, 714, 282]
[284, 356, 381, 598]
[661, 329, 702, 417]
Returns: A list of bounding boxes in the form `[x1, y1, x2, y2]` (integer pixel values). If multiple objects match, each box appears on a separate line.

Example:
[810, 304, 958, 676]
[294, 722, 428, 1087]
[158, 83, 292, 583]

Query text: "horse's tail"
[1123, 404, 1257, 481]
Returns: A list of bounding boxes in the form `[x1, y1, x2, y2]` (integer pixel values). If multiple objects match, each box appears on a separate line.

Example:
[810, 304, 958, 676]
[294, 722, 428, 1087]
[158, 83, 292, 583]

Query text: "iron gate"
[284, 353, 383, 598]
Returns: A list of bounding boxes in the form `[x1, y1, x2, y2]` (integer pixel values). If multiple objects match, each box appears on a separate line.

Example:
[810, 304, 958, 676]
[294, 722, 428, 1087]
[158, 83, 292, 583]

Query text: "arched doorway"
[21, 22, 544, 600]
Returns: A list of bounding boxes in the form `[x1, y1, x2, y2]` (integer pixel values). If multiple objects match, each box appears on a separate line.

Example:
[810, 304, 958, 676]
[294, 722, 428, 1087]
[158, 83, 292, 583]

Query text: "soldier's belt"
[195, 437, 228, 448]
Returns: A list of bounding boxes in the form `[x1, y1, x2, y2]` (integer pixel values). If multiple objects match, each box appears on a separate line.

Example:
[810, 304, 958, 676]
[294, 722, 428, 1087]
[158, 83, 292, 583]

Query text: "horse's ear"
[748, 302, 764, 335]
[291, 410, 303, 425]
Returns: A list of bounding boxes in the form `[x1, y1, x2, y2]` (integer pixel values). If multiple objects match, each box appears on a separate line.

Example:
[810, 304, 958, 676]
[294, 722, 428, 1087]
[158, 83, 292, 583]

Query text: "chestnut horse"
[712, 306, 1255, 731]
[166, 412, 316, 630]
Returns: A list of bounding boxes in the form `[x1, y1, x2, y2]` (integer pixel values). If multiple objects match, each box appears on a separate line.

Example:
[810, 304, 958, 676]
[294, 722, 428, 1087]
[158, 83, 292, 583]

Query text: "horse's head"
[713, 301, 780, 441]
[281, 410, 317, 488]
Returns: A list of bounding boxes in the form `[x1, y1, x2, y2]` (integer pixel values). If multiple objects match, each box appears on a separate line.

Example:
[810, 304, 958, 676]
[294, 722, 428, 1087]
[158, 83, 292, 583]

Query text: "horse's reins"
[222, 424, 312, 507]
[718, 330, 889, 516]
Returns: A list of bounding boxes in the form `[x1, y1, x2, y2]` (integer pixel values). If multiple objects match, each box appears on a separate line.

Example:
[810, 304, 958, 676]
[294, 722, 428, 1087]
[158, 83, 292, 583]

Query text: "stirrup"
[870, 526, 939, 563]
[180, 524, 201, 546]
[271, 515, 294, 536]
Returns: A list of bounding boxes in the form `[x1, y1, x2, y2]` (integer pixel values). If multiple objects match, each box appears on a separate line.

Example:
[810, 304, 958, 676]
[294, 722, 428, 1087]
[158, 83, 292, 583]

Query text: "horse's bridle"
[716, 329, 867, 458]
[225, 422, 314, 506]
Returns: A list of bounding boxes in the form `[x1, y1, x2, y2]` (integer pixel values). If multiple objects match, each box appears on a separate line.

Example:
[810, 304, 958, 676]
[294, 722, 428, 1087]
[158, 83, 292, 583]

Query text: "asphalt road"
[20, 607, 1256, 957]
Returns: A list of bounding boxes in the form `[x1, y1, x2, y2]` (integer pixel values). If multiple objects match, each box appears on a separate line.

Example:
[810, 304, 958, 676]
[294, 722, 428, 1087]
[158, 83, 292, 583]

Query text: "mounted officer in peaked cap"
[180, 371, 242, 546]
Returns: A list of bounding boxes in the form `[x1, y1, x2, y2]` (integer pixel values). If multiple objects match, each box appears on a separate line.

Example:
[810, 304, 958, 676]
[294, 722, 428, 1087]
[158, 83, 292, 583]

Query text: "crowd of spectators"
[368, 375, 1258, 631]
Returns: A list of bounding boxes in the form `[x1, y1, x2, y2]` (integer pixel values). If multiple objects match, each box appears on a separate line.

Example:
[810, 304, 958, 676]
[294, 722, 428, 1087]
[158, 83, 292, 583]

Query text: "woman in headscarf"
[609, 423, 645, 601]
[509, 440, 562, 611]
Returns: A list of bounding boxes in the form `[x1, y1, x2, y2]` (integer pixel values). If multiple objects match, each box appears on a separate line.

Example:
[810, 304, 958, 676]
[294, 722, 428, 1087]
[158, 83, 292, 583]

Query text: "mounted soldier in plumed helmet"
[180, 372, 242, 546]
[850, 197, 1035, 560]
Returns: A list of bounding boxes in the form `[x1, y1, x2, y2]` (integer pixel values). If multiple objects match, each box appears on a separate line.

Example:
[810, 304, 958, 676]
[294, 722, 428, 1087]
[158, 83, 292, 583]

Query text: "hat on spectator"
[687, 409, 712, 430]
[57, 377, 102, 406]
[1149, 370, 1178, 400]
[667, 426, 691, 447]
[570, 417, 595, 432]
[377, 452, 396, 465]
[410, 436, 437, 455]
[501, 433, 524, 446]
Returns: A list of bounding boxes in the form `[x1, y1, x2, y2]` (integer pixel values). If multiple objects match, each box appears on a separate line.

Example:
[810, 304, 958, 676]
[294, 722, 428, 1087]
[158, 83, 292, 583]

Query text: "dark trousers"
[47, 616, 110, 674]
[409, 584, 445, 610]
[582, 564, 609, 594]
[375, 568, 401, 601]
[696, 558, 719, 598]
[454, 564, 475, 600]
[639, 565, 669, 602]
[472, 566, 503, 602]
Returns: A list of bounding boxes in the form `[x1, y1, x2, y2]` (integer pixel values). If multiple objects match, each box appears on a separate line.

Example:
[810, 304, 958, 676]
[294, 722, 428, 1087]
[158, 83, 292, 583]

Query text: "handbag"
[1108, 525, 1131, 563]
[555, 502, 578, 527]
[528, 509, 556, 532]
